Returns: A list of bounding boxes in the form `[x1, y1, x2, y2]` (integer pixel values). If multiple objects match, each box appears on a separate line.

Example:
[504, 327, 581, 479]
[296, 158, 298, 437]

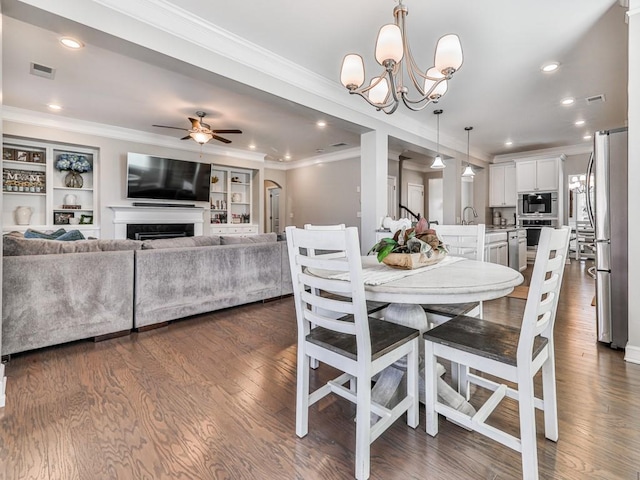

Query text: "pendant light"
[430, 109, 446, 169]
[461, 126, 475, 181]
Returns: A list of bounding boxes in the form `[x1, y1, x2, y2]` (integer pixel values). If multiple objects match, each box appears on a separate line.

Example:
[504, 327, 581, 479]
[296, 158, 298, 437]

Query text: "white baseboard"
[624, 344, 640, 364]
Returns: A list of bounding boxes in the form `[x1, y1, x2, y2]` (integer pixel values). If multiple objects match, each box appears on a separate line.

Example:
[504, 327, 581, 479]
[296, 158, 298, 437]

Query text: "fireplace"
[108, 205, 205, 239]
[126, 223, 194, 240]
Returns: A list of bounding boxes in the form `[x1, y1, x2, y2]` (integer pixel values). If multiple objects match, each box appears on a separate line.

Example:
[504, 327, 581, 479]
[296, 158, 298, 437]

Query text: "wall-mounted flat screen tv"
[126, 153, 211, 202]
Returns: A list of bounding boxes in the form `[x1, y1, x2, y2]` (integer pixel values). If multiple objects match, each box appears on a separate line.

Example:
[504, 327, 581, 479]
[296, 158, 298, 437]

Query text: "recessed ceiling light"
[316, 120, 327, 128]
[541, 62, 559, 73]
[278, 158, 283, 162]
[561, 97, 575, 106]
[284, 154, 291, 160]
[47, 103, 62, 111]
[583, 134, 592, 140]
[505, 141, 513, 146]
[248, 144, 256, 150]
[59, 37, 84, 49]
[575, 120, 586, 126]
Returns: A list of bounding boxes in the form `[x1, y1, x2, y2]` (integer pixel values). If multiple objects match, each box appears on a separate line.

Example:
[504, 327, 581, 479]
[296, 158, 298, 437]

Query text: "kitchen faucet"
[462, 206, 478, 225]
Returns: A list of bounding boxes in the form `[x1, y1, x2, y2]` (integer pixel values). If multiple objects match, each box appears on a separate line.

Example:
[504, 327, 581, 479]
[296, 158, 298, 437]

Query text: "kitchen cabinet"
[484, 231, 508, 267]
[489, 163, 516, 207]
[2, 137, 100, 237]
[515, 156, 562, 192]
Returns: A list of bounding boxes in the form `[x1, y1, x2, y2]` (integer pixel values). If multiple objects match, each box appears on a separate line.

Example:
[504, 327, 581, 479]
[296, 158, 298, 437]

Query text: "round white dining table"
[310, 255, 524, 415]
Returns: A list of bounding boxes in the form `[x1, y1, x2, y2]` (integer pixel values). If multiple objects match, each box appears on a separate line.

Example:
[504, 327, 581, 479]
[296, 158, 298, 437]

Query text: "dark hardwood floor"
[1, 259, 639, 479]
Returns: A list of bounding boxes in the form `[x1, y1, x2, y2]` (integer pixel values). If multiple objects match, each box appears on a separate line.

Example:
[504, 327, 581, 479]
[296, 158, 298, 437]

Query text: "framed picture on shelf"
[80, 214, 93, 224]
[15, 151, 29, 162]
[54, 212, 74, 225]
[30, 152, 45, 163]
[2, 148, 15, 161]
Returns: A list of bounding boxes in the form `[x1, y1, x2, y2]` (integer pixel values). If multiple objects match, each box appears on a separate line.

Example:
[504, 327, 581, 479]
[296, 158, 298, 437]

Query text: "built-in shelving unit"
[2, 138, 100, 237]
[209, 165, 258, 235]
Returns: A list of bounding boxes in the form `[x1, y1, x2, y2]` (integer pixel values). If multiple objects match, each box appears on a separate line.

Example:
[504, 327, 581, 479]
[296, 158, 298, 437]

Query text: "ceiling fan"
[152, 111, 242, 145]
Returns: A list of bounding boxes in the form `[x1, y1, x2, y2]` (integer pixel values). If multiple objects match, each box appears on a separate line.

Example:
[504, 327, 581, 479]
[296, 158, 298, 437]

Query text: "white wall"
[3, 120, 266, 239]
[285, 157, 361, 229]
[626, 1, 640, 363]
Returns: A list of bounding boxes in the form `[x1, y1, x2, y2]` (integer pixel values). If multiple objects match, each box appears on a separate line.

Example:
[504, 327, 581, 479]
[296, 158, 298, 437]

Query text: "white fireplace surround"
[108, 205, 205, 239]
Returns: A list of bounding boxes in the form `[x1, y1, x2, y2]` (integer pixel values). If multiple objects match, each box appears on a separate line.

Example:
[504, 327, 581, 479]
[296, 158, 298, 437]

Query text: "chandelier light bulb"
[434, 34, 463, 74]
[368, 78, 390, 105]
[340, 54, 365, 89]
[375, 24, 404, 65]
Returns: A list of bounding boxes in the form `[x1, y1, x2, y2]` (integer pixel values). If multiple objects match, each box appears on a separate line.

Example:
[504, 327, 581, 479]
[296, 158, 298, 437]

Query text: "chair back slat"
[518, 227, 570, 364]
[287, 226, 371, 357]
[433, 224, 486, 261]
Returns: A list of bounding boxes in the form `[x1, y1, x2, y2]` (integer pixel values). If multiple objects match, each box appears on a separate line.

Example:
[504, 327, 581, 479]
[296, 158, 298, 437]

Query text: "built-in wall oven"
[518, 192, 558, 217]
[521, 219, 555, 246]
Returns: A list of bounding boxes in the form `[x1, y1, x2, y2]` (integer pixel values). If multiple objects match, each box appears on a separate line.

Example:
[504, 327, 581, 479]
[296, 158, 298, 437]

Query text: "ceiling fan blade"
[180, 135, 192, 140]
[189, 117, 201, 129]
[212, 135, 232, 144]
[211, 129, 242, 134]
[152, 124, 189, 131]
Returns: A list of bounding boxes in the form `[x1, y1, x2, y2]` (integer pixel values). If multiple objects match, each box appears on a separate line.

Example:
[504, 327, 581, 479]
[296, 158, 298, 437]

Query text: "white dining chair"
[423, 226, 570, 480]
[286, 225, 420, 480]
[421, 223, 486, 325]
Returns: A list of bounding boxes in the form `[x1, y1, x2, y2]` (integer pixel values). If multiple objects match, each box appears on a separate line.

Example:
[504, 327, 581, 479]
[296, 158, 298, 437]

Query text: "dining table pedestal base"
[371, 303, 476, 417]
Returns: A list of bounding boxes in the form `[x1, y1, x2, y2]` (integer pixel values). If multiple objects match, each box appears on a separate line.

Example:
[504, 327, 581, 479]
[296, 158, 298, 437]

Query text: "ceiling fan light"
[190, 131, 213, 144]
[435, 34, 463, 74]
[340, 54, 365, 88]
[430, 155, 445, 169]
[375, 24, 403, 65]
[368, 78, 390, 105]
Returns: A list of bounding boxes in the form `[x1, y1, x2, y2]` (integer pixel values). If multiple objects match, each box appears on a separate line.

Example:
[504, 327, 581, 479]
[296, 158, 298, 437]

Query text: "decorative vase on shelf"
[15, 206, 33, 225]
[65, 171, 83, 188]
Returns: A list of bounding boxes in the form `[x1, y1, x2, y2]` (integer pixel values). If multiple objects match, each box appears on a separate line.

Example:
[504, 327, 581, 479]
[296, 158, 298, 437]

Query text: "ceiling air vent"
[330, 142, 348, 148]
[30, 62, 56, 79]
[585, 94, 605, 105]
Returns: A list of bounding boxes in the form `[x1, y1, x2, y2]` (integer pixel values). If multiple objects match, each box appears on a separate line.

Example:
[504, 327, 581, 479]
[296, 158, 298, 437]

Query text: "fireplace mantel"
[108, 205, 205, 239]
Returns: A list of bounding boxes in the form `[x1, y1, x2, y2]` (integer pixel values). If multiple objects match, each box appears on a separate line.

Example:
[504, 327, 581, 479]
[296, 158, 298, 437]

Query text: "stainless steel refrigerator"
[586, 127, 628, 349]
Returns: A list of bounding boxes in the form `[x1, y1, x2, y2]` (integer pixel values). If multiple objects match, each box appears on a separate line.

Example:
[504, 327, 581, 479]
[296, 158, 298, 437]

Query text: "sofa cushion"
[3, 235, 102, 256]
[220, 233, 277, 245]
[97, 239, 143, 251]
[141, 235, 221, 250]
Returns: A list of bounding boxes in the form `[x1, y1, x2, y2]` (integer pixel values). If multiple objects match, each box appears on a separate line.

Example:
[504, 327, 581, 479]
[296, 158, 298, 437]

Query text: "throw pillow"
[56, 230, 86, 241]
[24, 228, 67, 239]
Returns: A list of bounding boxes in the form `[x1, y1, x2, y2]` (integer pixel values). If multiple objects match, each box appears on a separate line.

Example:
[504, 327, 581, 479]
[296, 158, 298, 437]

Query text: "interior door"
[407, 183, 424, 219]
[269, 187, 280, 233]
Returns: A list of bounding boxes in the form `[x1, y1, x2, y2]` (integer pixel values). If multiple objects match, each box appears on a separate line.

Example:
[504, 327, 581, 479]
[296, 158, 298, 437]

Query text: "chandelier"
[339, 0, 463, 114]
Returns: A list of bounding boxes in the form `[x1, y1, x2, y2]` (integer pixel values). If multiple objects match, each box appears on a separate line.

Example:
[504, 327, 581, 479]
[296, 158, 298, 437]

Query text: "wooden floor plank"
[1, 260, 640, 479]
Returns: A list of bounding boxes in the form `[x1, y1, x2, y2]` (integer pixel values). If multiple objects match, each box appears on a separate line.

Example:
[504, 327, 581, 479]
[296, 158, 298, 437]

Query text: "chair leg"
[296, 348, 310, 438]
[425, 339, 439, 436]
[541, 350, 559, 441]
[406, 338, 419, 428]
[458, 364, 470, 400]
[355, 370, 372, 480]
[518, 372, 539, 480]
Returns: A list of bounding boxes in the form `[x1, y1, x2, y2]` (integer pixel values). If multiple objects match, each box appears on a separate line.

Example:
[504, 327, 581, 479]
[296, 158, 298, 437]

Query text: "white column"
[625, 1, 640, 363]
[0, 5, 6, 408]
[360, 131, 388, 251]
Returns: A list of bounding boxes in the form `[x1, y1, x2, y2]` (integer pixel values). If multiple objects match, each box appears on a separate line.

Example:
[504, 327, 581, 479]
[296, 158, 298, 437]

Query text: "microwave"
[518, 192, 558, 217]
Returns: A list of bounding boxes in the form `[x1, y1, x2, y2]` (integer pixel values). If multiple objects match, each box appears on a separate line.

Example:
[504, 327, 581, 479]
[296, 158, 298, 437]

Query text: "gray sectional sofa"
[2, 232, 292, 355]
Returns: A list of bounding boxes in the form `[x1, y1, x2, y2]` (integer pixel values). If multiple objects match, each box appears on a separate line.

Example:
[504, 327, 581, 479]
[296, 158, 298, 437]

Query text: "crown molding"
[266, 147, 361, 171]
[2, 106, 265, 163]
[492, 143, 592, 163]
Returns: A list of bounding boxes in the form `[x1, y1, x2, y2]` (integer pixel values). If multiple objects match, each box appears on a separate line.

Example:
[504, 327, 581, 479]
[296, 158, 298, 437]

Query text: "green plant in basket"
[369, 218, 448, 263]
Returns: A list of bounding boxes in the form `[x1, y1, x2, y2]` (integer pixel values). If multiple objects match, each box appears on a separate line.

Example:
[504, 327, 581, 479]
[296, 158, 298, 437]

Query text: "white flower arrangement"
[55, 154, 92, 173]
